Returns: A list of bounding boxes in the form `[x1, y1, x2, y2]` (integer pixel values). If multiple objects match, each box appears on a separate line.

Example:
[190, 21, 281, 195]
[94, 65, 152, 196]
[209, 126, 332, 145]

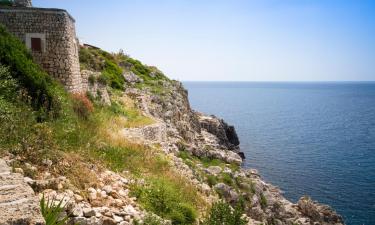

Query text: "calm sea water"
[184, 82, 375, 225]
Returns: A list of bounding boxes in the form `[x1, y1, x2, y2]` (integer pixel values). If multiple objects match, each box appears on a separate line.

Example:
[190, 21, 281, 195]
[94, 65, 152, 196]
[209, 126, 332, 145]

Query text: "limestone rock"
[123, 71, 143, 84]
[0, 159, 45, 225]
[297, 196, 344, 224]
[205, 166, 222, 176]
[198, 113, 240, 150]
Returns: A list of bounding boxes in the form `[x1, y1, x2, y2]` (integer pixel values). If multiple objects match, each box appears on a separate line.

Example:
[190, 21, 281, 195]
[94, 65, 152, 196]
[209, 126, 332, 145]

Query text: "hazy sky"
[33, 0, 375, 81]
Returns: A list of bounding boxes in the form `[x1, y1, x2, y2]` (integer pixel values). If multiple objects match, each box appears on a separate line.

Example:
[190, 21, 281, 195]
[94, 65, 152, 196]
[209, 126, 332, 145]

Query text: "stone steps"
[0, 159, 45, 225]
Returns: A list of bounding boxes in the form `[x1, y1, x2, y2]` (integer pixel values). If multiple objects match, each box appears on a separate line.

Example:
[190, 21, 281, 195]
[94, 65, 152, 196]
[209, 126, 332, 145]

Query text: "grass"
[178, 151, 238, 170]
[40, 195, 69, 225]
[109, 95, 154, 128]
[221, 173, 234, 186]
[132, 176, 200, 224]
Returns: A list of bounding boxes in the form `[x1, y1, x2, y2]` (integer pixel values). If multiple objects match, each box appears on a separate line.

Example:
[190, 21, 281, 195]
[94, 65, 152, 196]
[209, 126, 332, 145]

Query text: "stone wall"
[14, 0, 32, 7]
[0, 7, 83, 92]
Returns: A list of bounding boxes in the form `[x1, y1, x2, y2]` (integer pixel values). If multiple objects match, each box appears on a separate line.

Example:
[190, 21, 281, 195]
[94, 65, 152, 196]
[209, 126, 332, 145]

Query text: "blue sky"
[33, 0, 375, 81]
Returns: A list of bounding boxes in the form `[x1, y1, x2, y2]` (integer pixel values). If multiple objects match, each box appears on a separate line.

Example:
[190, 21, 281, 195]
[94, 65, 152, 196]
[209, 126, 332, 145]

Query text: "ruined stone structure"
[0, 0, 83, 92]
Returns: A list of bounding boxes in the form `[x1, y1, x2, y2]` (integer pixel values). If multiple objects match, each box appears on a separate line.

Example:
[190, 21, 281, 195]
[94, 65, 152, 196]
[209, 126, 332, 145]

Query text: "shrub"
[221, 173, 233, 186]
[102, 60, 124, 89]
[171, 203, 196, 224]
[0, 25, 64, 119]
[140, 214, 165, 225]
[97, 73, 108, 85]
[133, 178, 197, 224]
[260, 193, 268, 209]
[177, 151, 191, 161]
[203, 201, 247, 225]
[207, 175, 218, 187]
[0, 64, 18, 100]
[71, 93, 94, 120]
[88, 74, 96, 85]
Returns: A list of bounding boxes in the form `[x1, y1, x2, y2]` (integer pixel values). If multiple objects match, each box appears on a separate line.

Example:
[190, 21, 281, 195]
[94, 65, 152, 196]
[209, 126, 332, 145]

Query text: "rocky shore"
[0, 73, 344, 225]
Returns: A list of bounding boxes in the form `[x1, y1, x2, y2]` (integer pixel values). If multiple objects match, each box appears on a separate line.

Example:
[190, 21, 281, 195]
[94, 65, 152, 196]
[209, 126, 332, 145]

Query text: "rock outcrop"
[0, 159, 45, 225]
[298, 196, 343, 225]
[197, 112, 240, 150]
[121, 79, 344, 225]
[124, 80, 244, 164]
[81, 70, 111, 105]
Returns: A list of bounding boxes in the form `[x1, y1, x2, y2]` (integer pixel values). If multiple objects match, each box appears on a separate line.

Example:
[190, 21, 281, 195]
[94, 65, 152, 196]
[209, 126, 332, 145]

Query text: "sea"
[184, 82, 375, 225]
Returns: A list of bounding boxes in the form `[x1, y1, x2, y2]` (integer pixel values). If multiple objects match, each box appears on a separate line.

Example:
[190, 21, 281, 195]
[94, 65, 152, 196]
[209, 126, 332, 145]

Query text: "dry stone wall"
[15, 0, 32, 7]
[0, 7, 83, 92]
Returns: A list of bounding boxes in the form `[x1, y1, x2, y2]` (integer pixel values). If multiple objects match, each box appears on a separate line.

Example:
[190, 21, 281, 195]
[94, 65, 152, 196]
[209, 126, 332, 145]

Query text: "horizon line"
[180, 80, 375, 83]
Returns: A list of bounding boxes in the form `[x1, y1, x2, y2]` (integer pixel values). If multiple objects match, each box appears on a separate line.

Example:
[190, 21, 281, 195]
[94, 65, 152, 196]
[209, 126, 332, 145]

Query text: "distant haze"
[33, 0, 375, 81]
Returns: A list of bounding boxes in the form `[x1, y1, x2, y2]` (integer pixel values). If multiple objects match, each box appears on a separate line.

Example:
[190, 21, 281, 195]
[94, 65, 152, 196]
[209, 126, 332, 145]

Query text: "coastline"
[118, 80, 345, 225]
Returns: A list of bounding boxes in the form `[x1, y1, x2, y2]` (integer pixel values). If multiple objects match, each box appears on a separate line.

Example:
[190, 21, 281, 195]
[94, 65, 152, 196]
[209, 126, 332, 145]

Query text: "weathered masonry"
[0, 0, 83, 92]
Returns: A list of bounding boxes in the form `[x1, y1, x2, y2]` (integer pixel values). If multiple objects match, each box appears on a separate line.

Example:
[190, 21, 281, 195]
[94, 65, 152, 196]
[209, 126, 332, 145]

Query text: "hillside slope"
[0, 26, 344, 225]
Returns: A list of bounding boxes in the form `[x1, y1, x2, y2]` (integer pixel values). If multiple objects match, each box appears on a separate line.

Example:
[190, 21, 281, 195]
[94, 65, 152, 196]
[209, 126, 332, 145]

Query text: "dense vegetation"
[79, 47, 170, 94]
[0, 25, 65, 120]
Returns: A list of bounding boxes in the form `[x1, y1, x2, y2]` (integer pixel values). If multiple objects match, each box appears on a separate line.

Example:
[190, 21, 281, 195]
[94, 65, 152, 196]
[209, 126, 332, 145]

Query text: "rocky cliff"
[119, 77, 344, 225]
[0, 38, 344, 224]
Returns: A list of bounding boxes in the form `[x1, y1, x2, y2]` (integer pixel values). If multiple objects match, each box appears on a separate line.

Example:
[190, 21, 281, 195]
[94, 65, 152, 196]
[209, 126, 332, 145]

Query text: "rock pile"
[38, 170, 168, 225]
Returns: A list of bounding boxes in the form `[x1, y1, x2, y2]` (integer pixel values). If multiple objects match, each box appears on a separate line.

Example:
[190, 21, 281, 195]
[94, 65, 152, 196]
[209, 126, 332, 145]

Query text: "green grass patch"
[92, 145, 169, 175]
[178, 151, 239, 172]
[109, 98, 154, 128]
[132, 177, 198, 225]
[80, 47, 171, 95]
[221, 173, 234, 186]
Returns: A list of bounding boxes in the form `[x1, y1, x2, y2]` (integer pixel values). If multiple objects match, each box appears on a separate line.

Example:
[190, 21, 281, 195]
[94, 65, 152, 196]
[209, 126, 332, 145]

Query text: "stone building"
[0, 0, 83, 92]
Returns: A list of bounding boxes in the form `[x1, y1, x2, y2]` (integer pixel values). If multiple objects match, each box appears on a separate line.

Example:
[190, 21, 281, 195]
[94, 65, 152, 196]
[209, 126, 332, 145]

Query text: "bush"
[221, 173, 233, 186]
[140, 214, 165, 225]
[0, 64, 18, 100]
[171, 203, 196, 225]
[203, 201, 247, 225]
[260, 193, 268, 209]
[133, 178, 197, 224]
[72, 93, 94, 120]
[0, 25, 65, 119]
[97, 73, 108, 85]
[207, 175, 218, 187]
[88, 74, 96, 85]
[102, 60, 124, 89]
